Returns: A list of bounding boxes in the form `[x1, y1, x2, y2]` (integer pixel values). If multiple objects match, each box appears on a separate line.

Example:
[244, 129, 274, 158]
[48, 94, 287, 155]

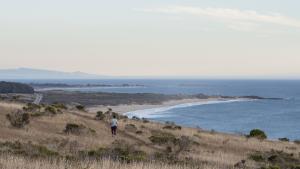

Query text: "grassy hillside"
[0, 101, 299, 169]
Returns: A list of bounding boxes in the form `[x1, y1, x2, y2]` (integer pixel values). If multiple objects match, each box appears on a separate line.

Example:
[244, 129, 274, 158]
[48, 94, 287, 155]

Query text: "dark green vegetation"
[22, 103, 63, 117]
[97, 140, 147, 162]
[76, 105, 85, 111]
[0, 141, 59, 158]
[149, 131, 177, 145]
[278, 138, 290, 142]
[64, 123, 96, 135]
[248, 129, 267, 139]
[0, 81, 34, 94]
[249, 150, 300, 169]
[6, 103, 65, 128]
[95, 111, 105, 120]
[6, 110, 30, 128]
[294, 140, 300, 145]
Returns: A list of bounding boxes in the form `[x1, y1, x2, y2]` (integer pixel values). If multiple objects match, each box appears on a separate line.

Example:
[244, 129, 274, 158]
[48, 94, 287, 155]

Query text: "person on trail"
[111, 115, 118, 137]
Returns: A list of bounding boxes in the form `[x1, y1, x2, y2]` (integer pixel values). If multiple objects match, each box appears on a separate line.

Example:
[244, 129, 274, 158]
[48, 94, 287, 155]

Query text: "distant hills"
[0, 68, 107, 79]
[0, 81, 34, 94]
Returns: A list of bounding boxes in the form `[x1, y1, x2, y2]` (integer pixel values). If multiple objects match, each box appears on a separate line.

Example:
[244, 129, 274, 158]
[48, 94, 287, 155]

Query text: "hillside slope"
[0, 101, 299, 169]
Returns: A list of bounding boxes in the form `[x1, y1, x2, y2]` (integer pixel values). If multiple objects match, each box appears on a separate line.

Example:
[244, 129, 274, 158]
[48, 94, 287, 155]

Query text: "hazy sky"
[1, 0, 300, 77]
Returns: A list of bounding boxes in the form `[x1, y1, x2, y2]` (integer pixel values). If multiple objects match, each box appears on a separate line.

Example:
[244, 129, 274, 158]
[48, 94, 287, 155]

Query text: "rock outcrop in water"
[0, 81, 34, 94]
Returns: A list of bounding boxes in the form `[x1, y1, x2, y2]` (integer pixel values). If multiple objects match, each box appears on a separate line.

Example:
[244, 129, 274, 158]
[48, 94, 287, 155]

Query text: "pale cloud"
[137, 6, 300, 30]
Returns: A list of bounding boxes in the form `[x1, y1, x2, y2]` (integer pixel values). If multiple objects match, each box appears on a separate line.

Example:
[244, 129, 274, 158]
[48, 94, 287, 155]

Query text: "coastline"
[87, 98, 248, 116]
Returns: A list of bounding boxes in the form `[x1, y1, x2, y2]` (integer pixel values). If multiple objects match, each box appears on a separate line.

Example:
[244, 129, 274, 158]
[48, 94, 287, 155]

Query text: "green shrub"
[142, 118, 149, 123]
[52, 103, 67, 110]
[64, 123, 95, 135]
[30, 111, 45, 117]
[110, 140, 147, 163]
[132, 116, 140, 121]
[163, 125, 182, 130]
[149, 131, 176, 145]
[45, 106, 57, 114]
[163, 125, 173, 130]
[291, 166, 300, 169]
[294, 140, 300, 145]
[0, 141, 59, 158]
[278, 138, 289, 142]
[23, 103, 41, 112]
[136, 130, 143, 135]
[36, 145, 59, 157]
[86, 147, 107, 157]
[174, 136, 192, 152]
[261, 165, 281, 169]
[95, 111, 105, 120]
[250, 154, 264, 162]
[6, 110, 30, 128]
[76, 105, 85, 111]
[248, 129, 267, 139]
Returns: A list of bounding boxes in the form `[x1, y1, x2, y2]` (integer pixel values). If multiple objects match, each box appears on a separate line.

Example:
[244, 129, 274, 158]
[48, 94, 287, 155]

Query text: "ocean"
[15, 79, 300, 140]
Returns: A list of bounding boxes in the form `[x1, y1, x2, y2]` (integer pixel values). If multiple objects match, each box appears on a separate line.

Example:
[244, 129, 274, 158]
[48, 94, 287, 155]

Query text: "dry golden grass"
[0, 154, 223, 169]
[0, 101, 299, 169]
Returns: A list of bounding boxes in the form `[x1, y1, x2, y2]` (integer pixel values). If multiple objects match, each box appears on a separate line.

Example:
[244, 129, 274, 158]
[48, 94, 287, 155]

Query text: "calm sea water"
[14, 79, 300, 140]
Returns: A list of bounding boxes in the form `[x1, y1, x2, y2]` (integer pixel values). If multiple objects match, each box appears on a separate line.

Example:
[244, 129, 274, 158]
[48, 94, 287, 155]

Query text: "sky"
[0, 0, 300, 77]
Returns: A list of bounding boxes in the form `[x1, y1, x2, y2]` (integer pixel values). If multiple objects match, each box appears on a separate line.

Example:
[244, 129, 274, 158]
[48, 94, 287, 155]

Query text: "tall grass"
[0, 154, 220, 169]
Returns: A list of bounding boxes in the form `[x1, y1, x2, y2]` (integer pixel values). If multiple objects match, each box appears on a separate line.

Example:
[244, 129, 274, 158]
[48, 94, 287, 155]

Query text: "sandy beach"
[87, 98, 232, 114]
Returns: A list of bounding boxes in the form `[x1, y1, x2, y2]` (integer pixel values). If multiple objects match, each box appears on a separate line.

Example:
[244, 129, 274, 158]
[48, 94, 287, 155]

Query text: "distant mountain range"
[0, 68, 107, 79]
[0, 68, 299, 80]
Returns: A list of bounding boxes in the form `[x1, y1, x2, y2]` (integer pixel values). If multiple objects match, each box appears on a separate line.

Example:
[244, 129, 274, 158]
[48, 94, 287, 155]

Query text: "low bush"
[278, 138, 289, 142]
[45, 106, 57, 114]
[136, 130, 143, 135]
[261, 165, 281, 169]
[250, 150, 300, 169]
[132, 116, 140, 121]
[52, 103, 67, 110]
[250, 154, 264, 162]
[30, 111, 45, 117]
[6, 110, 30, 128]
[64, 123, 95, 135]
[294, 140, 300, 145]
[163, 125, 182, 130]
[0, 141, 59, 158]
[142, 118, 149, 123]
[248, 129, 267, 139]
[79, 140, 147, 163]
[95, 111, 105, 120]
[76, 105, 85, 111]
[110, 140, 147, 163]
[23, 103, 41, 112]
[149, 131, 176, 145]
[174, 136, 193, 153]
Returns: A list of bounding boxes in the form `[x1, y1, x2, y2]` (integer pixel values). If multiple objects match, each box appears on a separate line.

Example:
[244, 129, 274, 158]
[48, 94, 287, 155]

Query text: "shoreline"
[87, 98, 248, 116]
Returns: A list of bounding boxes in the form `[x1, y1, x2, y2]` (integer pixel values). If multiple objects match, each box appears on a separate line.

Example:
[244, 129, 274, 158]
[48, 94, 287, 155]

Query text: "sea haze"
[14, 79, 300, 140]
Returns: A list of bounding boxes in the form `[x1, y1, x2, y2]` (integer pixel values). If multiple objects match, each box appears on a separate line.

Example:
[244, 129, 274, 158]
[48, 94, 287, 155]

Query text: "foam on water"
[124, 99, 249, 119]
